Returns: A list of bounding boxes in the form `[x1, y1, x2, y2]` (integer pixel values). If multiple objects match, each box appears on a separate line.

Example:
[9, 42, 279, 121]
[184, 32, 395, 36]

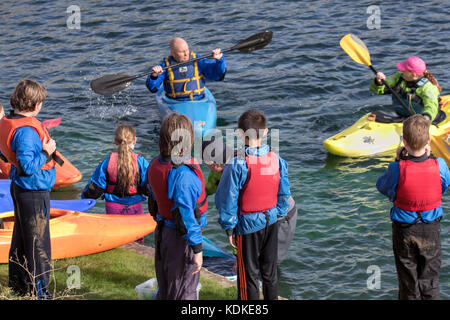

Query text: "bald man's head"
[170, 37, 190, 63]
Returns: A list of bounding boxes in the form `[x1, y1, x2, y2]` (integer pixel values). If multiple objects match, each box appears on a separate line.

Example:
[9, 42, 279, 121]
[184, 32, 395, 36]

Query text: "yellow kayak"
[430, 129, 450, 166]
[323, 95, 450, 157]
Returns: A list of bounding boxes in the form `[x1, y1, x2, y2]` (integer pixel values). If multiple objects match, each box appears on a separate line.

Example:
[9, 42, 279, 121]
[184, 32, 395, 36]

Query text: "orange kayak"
[0, 209, 156, 263]
[0, 151, 82, 190]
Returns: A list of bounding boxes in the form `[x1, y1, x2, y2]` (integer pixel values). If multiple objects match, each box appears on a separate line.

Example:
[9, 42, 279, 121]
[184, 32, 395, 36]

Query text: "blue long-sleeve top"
[9, 126, 56, 191]
[147, 160, 207, 252]
[215, 145, 291, 236]
[81, 153, 149, 205]
[145, 53, 226, 95]
[376, 155, 450, 223]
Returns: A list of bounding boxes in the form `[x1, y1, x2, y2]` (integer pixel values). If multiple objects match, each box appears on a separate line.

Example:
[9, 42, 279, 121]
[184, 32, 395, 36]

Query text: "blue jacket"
[147, 160, 207, 251]
[376, 155, 450, 223]
[8, 126, 56, 191]
[146, 53, 226, 100]
[215, 145, 291, 235]
[81, 153, 149, 205]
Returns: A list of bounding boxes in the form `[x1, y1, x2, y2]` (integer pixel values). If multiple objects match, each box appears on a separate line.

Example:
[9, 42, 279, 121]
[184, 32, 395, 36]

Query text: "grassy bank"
[0, 247, 236, 300]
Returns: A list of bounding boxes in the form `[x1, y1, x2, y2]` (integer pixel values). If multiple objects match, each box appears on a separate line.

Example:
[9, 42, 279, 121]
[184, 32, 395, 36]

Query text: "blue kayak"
[156, 86, 217, 137]
[202, 236, 234, 260]
[0, 180, 96, 213]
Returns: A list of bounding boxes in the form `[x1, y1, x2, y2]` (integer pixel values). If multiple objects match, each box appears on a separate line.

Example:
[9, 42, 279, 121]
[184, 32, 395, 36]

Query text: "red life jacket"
[0, 115, 56, 170]
[147, 155, 208, 220]
[106, 151, 140, 197]
[239, 151, 280, 215]
[394, 158, 442, 211]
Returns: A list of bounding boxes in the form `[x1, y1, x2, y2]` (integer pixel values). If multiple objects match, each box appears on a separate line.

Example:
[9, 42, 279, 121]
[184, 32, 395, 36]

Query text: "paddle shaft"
[90, 31, 272, 95]
[369, 65, 413, 116]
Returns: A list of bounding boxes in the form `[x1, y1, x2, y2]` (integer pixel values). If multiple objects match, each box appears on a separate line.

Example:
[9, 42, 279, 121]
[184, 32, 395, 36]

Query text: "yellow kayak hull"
[430, 130, 450, 166]
[324, 97, 450, 157]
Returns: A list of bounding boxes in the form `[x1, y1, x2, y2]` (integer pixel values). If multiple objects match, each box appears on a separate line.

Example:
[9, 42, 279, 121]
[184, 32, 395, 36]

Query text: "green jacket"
[369, 72, 440, 121]
[205, 169, 222, 196]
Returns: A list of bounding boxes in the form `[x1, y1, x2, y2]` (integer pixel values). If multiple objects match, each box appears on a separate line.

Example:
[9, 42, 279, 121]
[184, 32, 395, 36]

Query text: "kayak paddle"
[339, 34, 413, 116]
[90, 30, 273, 95]
[42, 117, 62, 130]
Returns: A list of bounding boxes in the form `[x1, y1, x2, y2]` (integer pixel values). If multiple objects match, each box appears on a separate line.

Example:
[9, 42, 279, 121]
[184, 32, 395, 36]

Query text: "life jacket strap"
[412, 211, 427, 224]
[164, 52, 205, 101]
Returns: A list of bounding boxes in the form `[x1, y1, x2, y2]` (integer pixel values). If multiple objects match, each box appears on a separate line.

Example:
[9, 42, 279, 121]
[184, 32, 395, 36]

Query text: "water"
[1, 0, 449, 300]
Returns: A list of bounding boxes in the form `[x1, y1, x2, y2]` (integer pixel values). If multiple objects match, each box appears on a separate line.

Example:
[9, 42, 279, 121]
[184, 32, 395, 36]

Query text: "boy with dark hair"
[202, 137, 297, 265]
[215, 109, 291, 300]
[377, 114, 450, 300]
[0, 79, 57, 299]
[147, 113, 208, 300]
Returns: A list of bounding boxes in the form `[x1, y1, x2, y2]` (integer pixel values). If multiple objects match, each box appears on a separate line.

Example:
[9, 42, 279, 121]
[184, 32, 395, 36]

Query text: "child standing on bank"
[82, 125, 150, 216]
[376, 114, 450, 300]
[0, 80, 57, 299]
[215, 109, 291, 300]
[202, 137, 297, 265]
[147, 113, 208, 300]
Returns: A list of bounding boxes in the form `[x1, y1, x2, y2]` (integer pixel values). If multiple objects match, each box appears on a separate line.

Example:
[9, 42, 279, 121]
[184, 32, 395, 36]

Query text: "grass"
[0, 247, 236, 300]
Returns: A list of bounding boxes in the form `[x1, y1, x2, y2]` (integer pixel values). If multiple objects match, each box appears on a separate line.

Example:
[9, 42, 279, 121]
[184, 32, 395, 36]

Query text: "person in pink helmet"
[370, 56, 443, 122]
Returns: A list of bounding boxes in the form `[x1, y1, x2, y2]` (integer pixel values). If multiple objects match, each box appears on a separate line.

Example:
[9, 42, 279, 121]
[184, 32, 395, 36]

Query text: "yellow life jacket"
[164, 51, 205, 101]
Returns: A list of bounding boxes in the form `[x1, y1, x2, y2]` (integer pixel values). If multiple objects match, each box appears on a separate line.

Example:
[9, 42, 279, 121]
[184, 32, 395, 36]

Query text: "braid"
[423, 70, 442, 92]
[114, 125, 137, 196]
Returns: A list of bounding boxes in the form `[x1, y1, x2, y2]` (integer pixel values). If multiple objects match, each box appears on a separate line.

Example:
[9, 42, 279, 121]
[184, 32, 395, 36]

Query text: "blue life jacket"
[163, 51, 205, 101]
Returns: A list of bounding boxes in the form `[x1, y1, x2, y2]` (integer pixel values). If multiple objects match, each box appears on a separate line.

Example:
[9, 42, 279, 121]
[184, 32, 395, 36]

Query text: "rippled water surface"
[1, 0, 450, 299]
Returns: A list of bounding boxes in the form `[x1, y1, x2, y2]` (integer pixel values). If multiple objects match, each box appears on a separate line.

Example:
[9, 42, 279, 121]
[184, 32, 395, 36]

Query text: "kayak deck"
[0, 209, 156, 263]
[156, 86, 217, 137]
[0, 151, 82, 190]
[324, 99, 450, 157]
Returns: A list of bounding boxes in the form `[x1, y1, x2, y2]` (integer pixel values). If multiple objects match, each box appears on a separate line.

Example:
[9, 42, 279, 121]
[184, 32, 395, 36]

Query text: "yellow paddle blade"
[340, 34, 372, 66]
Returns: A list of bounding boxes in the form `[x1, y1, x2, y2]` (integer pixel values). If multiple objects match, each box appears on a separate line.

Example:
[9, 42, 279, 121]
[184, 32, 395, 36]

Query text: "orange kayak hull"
[0, 151, 82, 190]
[0, 209, 157, 263]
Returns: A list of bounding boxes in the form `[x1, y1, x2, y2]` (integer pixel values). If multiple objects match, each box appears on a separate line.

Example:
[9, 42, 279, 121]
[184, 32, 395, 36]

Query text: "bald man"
[146, 37, 226, 101]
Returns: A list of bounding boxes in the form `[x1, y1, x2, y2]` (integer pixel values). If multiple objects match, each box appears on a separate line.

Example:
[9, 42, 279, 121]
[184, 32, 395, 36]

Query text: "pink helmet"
[397, 56, 426, 75]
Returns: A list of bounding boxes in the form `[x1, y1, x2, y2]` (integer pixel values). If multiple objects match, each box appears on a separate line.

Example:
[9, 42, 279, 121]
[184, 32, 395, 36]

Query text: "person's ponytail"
[114, 125, 137, 196]
[423, 70, 442, 93]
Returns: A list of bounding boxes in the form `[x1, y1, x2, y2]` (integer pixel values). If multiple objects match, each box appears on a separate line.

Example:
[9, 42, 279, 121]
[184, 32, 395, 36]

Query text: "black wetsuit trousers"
[154, 223, 200, 300]
[392, 219, 441, 300]
[8, 181, 52, 297]
[236, 217, 278, 300]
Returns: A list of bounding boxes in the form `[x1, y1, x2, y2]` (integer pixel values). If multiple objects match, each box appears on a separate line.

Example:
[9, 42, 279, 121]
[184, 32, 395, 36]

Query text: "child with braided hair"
[82, 125, 150, 216]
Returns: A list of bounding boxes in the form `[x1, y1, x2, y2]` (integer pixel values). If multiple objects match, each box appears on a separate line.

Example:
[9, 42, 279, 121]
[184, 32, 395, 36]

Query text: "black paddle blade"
[90, 72, 134, 95]
[231, 30, 273, 53]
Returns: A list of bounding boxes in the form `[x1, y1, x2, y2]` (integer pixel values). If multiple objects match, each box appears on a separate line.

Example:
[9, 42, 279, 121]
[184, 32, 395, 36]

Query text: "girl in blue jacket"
[147, 113, 207, 300]
[81, 125, 150, 215]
